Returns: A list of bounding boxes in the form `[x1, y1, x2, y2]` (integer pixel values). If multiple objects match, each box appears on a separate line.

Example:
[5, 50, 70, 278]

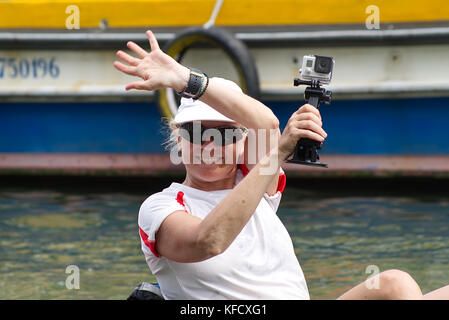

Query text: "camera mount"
[287, 78, 332, 167]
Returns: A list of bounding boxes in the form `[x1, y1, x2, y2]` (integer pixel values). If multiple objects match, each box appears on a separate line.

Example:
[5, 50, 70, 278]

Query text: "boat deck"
[1, 154, 449, 177]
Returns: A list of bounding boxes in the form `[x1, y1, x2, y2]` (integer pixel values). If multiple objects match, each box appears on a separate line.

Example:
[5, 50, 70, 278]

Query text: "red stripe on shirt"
[238, 163, 286, 193]
[277, 172, 286, 193]
[237, 163, 250, 176]
[176, 191, 185, 206]
[176, 191, 190, 214]
[139, 227, 160, 258]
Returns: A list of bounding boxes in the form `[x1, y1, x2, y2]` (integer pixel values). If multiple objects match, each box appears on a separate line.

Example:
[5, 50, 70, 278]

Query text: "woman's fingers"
[295, 103, 322, 120]
[146, 30, 160, 51]
[295, 119, 327, 139]
[113, 61, 137, 76]
[116, 50, 140, 66]
[289, 103, 327, 139]
[127, 41, 148, 58]
[293, 112, 322, 127]
[287, 110, 326, 138]
[114, 31, 168, 91]
[125, 80, 147, 91]
[292, 128, 325, 142]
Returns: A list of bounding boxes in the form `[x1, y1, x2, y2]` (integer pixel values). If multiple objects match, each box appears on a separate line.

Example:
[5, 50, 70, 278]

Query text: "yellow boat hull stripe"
[1, 0, 448, 28]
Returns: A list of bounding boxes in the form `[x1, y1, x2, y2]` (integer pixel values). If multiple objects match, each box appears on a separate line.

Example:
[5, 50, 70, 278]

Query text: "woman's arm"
[199, 78, 281, 195]
[155, 148, 284, 262]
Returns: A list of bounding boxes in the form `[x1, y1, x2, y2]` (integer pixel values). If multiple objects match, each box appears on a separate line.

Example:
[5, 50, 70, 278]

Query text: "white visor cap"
[173, 77, 242, 125]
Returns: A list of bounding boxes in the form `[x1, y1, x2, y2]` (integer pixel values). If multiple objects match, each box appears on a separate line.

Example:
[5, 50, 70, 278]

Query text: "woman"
[114, 30, 449, 300]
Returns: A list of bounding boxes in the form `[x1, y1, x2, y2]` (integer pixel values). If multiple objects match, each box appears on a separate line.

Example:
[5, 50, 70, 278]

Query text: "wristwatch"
[177, 67, 209, 100]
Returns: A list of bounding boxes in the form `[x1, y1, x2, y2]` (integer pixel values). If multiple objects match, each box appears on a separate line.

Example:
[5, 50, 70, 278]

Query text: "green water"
[1, 184, 448, 299]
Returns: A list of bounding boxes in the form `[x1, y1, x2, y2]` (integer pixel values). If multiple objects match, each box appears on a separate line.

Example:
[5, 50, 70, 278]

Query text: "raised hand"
[113, 30, 189, 92]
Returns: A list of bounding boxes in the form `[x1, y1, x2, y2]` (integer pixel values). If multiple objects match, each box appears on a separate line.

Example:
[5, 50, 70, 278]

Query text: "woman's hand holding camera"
[278, 104, 328, 161]
[113, 30, 189, 92]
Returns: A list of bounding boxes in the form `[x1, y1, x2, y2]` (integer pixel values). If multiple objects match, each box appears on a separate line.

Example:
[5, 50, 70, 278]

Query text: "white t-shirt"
[138, 165, 310, 300]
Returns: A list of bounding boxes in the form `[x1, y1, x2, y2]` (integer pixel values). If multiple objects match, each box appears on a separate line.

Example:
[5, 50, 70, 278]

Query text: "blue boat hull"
[1, 96, 448, 155]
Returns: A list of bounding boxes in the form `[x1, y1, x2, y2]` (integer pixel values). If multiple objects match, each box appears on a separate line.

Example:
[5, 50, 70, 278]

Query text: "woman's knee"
[377, 269, 423, 300]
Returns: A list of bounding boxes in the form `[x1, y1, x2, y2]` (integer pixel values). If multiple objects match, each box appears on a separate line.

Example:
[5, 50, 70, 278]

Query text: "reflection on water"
[0, 190, 149, 300]
[281, 192, 449, 299]
[0, 187, 448, 299]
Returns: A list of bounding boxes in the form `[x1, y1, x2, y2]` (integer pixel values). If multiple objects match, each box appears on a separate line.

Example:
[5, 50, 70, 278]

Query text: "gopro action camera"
[299, 55, 334, 84]
[289, 54, 335, 167]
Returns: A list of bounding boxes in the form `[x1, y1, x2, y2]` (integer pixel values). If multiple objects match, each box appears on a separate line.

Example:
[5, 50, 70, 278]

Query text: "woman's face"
[178, 120, 246, 183]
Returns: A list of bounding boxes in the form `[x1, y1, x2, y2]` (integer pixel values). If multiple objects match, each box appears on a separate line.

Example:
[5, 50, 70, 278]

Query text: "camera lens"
[314, 56, 333, 74]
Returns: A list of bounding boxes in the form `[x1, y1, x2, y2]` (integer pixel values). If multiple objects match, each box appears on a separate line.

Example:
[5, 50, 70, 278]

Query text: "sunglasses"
[178, 122, 247, 146]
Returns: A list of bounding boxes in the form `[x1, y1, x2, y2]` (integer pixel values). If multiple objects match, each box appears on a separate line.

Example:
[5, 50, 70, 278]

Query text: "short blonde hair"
[161, 117, 179, 154]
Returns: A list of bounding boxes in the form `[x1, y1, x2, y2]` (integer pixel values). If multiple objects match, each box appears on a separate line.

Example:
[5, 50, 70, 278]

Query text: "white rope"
[203, 0, 224, 29]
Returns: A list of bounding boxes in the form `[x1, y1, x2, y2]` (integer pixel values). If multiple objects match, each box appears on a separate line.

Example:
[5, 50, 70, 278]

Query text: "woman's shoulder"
[138, 184, 186, 225]
[140, 184, 180, 209]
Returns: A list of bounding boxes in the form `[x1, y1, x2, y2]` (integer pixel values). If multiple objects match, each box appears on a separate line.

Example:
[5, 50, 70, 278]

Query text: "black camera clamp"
[287, 78, 332, 167]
